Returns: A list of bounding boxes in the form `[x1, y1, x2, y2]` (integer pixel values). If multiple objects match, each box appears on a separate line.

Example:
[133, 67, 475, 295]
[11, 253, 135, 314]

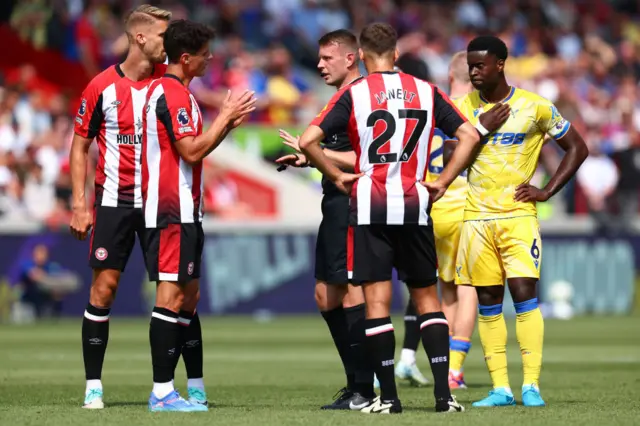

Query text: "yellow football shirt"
[425, 126, 467, 223]
[455, 87, 570, 221]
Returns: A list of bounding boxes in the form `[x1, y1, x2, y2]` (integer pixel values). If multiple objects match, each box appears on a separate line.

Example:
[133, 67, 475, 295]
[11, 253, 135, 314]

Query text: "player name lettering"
[374, 89, 416, 105]
[116, 134, 142, 145]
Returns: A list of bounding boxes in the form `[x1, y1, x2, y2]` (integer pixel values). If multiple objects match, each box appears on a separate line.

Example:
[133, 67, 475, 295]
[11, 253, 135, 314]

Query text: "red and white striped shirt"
[74, 64, 167, 208]
[142, 74, 204, 228]
[312, 71, 466, 226]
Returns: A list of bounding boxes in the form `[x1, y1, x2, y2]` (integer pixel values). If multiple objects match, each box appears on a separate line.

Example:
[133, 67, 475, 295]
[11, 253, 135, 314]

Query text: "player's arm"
[277, 129, 356, 170]
[69, 86, 103, 240]
[169, 90, 256, 165]
[430, 88, 480, 189]
[299, 90, 359, 194]
[515, 105, 589, 202]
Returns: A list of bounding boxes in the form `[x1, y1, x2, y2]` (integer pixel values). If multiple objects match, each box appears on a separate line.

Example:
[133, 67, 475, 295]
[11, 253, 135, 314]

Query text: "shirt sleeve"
[433, 86, 467, 137]
[155, 87, 197, 143]
[536, 99, 571, 140]
[74, 79, 104, 139]
[311, 89, 353, 138]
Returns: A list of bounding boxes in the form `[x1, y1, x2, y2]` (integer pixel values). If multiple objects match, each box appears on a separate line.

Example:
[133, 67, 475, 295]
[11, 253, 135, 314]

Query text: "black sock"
[82, 304, 110, 380]
[321, 306, 355, 391]
[179, 310, 204, 379]
[365, 317, 397, 401]
[419, 312, 451, 400]
[150, 307, 182, 383]
[403, 300, 421, 351]
[345, 303, 375, 398]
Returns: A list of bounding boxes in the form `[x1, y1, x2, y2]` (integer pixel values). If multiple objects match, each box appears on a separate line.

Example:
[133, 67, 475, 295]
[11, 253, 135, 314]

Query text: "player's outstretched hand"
[70, 209, 93, 241]
[275, 153, 308, 168]
[421, 180, 447, 203]
[479, 102, 511, 132]
[334, 172, 363, 195]
[279, 129, 301, 153]
[221, 89, 257, 128]
[514, 183, 550, 202]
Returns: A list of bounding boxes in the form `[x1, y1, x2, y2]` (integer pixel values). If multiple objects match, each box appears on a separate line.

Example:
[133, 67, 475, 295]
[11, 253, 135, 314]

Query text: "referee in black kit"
[276, 29, 376, 410]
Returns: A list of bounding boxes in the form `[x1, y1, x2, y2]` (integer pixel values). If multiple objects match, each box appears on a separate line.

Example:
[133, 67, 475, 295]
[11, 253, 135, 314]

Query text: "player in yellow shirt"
[424, 36, 588, 408]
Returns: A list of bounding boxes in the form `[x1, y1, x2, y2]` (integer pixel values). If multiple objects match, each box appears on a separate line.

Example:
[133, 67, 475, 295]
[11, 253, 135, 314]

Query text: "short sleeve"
[537, 99, 571, 140]
[433, 87, 467, 137]
[311, 89, 353, 138]
[156, 87, 197, 143]
[74, 80, 104, 139]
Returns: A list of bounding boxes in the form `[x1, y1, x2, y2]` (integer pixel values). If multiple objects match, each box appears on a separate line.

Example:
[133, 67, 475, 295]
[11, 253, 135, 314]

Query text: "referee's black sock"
[321, 306, 356, 391]
[403, 299, 421, 352]
[150, 307, 182, 389]
[365, 317, 398, 401]
[419, 312, 452, 401]
[82, 304, 110, 381]
[178, 310, 204, 384]
[345, 303, 375, 398]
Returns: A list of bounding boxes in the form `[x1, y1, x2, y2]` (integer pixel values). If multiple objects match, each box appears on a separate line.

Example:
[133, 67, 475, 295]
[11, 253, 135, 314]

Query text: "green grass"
[1, 315, 639, 425]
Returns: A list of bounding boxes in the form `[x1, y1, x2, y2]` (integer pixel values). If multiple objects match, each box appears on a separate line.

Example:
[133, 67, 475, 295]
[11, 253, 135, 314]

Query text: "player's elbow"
[577, 141, 589, 163]
[180, 153, 201, 167]
[298, 137, 313, 153]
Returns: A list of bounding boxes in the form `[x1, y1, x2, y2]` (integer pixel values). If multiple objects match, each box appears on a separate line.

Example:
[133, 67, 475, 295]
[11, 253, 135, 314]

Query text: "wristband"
[475, 122, 490, 137]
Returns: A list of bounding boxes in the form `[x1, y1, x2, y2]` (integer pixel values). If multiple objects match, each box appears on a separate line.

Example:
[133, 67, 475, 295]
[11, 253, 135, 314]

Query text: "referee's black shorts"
[351, 224, 438, 288]
[315, 193, 353, 285]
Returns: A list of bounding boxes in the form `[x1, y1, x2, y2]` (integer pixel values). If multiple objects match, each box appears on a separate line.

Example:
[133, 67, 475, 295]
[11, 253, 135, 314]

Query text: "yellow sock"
[515, 299, 544, 387]
[478, 304, 510, 390]
[449, 336, 471, 373]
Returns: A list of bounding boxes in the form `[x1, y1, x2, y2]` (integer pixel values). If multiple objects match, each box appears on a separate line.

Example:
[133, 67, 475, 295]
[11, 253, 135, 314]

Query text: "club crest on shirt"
[78, 99, 87, 116]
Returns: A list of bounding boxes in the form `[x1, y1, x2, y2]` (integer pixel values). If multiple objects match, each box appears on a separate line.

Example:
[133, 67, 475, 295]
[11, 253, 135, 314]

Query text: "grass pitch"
[1, 315, 639, 425]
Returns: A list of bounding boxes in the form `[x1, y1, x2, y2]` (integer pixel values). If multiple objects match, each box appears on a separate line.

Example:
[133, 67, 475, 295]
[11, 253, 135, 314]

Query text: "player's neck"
[480, 81, 511, 104]
[450, 82, 473, 99]
[336, 70, 362, 90]
[165, 64, 193, 87]
[120, 50, 155, 81]
[364, 58, 395, 75]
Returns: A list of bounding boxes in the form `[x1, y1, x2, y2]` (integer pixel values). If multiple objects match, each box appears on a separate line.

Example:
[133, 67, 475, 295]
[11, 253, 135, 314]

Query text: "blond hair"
[449, 51, 470, 84]
[124, 5, 172, 41]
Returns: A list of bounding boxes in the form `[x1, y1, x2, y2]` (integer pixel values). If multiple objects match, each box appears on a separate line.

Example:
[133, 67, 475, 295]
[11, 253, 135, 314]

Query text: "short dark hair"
[396, 53, 430, 81]
[318, 29, 358, 51]
[359, 23, 397, 56]
[164, 19, 215, 63]
[467, 36, 508, 60]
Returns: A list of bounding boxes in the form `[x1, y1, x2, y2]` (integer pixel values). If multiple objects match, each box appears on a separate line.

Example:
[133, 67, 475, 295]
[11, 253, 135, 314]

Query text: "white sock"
[153, 381, 175, 399]
[400, 349, 416, 365]
[450, 369, 461, 376]
[187, 378, 205, 390]
[85, 379, 102, 394]
[496, 386, 513, 396]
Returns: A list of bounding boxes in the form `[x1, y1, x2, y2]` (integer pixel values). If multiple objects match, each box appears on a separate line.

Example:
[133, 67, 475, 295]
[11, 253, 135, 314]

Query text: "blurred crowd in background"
[1, 0, 640, 233]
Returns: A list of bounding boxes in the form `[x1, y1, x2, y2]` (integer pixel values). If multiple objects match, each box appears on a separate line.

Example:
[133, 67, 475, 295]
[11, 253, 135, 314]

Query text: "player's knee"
[342, 285, 364, 308]
[314, 281, 344, 311]
[155, 282, 185, 312]
[181, 283, 200, 312]
[507, 278, 537, 303]
[476, 285, 504, 306]
[440, 279, 457, 304]
[89, 269, 120, 307]
[409, 286, 441, 315]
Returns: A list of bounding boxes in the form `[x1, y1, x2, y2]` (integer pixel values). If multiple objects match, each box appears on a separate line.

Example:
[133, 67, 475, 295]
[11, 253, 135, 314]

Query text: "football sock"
[321, 306, 356, 391]
[150, 307, 182, 386]
[85, 379, 102, 395]
[82, 304, 110, 382]
[515, 298, 544, 387]
[402, 300, 421, 355]
[365, 317, 397, 401]
[152, 381, 175, 400]
[345, 303, 375, 397]
[419, 312, 451, 400]
[450, 336, 472, 374]
[478, 304, 511, 391]
[178, 310, 204, 383]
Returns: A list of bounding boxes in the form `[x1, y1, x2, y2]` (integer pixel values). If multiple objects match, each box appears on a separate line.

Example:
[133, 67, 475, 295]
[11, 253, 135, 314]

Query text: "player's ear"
[359, 48, 365, 62]
[497, 59, 505, 73]
[135, 31, 145, 46]
[345, 51, 355, 68]
[394, 48, 399, 62]
[181, 53, 190, 66]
